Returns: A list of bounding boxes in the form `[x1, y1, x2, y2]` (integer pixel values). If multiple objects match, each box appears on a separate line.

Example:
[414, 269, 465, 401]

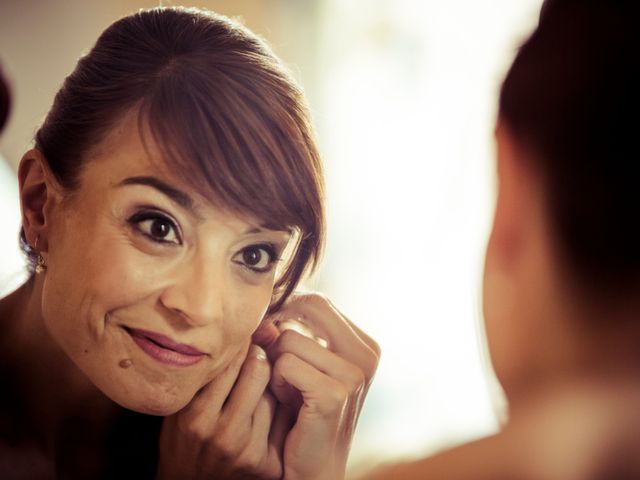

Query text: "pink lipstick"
[124, 327, 206, 367]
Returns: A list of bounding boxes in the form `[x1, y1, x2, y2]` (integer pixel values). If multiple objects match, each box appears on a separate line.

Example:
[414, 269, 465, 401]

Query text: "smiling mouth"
[123, 326, 206, 367]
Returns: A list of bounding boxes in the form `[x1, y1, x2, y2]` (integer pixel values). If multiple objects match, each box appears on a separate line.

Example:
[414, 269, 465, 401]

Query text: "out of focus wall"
[0, 0, 320, 170]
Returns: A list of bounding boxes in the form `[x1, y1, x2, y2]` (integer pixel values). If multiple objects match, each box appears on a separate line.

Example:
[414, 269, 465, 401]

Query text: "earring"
[34, 235, 47, 274]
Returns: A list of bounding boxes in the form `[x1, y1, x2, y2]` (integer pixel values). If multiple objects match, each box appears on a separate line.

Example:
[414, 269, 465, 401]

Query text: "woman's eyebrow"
[117, 176, 201, 218]
[244, 225, 293, 235]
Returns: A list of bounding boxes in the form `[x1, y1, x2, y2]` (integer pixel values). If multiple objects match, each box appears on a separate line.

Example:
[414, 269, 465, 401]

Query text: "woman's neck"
[505, 324, 640, 419]
[0, 277, 120, 453]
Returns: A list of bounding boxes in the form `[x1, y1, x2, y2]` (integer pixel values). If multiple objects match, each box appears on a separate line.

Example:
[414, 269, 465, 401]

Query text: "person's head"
[18, 7, 324, 415]
[483, 0, 640, 399]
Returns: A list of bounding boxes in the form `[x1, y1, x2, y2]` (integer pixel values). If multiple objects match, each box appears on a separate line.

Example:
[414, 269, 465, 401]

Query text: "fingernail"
[278, 317, 312, 337]
[255, 346, 267, 361]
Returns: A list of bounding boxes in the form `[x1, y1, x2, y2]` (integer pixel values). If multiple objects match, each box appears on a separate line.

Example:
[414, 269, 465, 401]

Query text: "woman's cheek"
[226, 279, 273, 340]
[87, 228, 174, 307]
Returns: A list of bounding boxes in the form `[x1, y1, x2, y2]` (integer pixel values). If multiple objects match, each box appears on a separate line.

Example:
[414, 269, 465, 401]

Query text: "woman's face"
[40, 110, 290, 415]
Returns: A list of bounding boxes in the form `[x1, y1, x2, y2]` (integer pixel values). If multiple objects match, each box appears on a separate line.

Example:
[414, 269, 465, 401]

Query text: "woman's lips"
[123, 327, 206, 367]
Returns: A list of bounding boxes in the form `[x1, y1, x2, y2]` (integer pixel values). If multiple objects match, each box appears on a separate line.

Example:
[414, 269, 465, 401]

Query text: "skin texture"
[481, 121, 582, 403]
[5, 107, 380, 478]
[21, 108, 287, 416]
[158, 293, 380, 479]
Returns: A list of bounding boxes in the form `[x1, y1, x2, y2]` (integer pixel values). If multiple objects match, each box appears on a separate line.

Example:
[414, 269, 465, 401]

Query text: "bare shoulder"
[510, 379, 640, 480]
[359, 433, 518, 480]
[360, 379, 640, 480]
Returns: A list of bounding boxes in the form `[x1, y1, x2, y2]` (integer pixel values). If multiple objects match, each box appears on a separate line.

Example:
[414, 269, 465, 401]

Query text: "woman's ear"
[489, 119, 535, 266]
[18, 148, 61, 252]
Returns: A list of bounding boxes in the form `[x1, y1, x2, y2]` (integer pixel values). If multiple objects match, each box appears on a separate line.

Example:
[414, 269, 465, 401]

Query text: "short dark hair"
[499, 0, 640, 297]
[22, 7, 325, 311]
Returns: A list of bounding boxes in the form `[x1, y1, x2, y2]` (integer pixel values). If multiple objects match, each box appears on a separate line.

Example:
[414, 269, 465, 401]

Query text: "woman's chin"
[94, 374, 197, 416]
[110, 389, 191, 416]
[129, 401, 185, 417]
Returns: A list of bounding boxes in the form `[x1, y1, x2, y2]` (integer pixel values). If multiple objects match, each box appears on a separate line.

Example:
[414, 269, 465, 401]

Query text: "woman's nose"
[159, 258, 227, 327]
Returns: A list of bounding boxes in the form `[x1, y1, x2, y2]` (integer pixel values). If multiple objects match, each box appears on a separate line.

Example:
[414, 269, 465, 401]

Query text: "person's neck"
[506, 313, 640, 418]
[0, 277, 120, 453]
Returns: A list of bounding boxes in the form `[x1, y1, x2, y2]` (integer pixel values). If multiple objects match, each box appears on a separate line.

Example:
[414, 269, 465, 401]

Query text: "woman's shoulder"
[509, 378, 640, 480]
[364, 378, 640, 480]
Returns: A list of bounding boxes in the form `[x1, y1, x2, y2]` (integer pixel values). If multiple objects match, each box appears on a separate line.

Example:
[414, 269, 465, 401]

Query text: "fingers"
[223, 345, 271, 419]
[271, 351, 348, 420]
[177, 343, 272, 443]
[270, 293, 380, 381]
[268, 329, 366, 393]
[251, 391, 277, 448]
[181, 342, 250, 426]
[342, 314, 381, 357]
[242, 391, 294, 479]
[217, 354, 282, 479]
[159, 343, 288, 480]
[269, 402, 296, 456]
[261, 293, 379, 480]
[252, 320, 280, 349]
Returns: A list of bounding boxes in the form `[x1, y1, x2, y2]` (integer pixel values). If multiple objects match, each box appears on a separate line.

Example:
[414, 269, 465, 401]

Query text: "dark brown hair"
[23, 6, 325, 311]
[499, 0, 640, 297]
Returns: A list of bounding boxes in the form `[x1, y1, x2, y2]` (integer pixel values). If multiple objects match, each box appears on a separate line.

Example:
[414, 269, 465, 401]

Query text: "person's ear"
[18, 148, 62, 253]
[483, 120, 542, 392]
[489, 119, 536, 266]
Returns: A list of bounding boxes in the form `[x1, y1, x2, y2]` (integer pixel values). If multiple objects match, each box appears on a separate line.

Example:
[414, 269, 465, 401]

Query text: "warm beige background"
[0, 0, 321, 171]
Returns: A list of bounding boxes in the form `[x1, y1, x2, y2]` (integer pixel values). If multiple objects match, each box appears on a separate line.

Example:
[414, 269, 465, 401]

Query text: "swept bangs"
[31, 7, 325, 308]
[137, 43, 325, 309]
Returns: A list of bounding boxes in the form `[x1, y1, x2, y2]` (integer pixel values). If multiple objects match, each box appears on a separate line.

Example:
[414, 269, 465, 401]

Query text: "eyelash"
[234, 243, 281, 274]
[128, 209, 182, 246]
[128, 209, 281, 273]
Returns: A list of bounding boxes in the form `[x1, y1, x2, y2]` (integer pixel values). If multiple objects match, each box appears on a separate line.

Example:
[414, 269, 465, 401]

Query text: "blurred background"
[0, 0, 542, 473]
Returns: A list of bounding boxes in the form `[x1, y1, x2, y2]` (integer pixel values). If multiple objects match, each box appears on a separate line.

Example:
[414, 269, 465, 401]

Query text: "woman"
[365, 0, 640, 478]
[0, 7, 379, 479]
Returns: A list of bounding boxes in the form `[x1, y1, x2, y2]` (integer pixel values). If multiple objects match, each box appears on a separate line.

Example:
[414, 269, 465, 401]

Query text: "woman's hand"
[156, 292, 379, 480]
[156, 344, 287, 480]
[257, 293, 380, 480]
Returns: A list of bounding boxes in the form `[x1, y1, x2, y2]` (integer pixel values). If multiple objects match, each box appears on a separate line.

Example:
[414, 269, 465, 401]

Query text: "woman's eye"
[130, 212, 181, 245]
[234, 245, 277, 273]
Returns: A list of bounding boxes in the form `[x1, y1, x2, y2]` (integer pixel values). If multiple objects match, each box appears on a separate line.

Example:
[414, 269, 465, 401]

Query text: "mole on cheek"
[119, 359, 133, 368]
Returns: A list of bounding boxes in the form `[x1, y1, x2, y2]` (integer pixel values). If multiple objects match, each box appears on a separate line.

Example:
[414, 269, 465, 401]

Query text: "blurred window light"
[309, 0, 543, 470]
[0, 154, 27, 297]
